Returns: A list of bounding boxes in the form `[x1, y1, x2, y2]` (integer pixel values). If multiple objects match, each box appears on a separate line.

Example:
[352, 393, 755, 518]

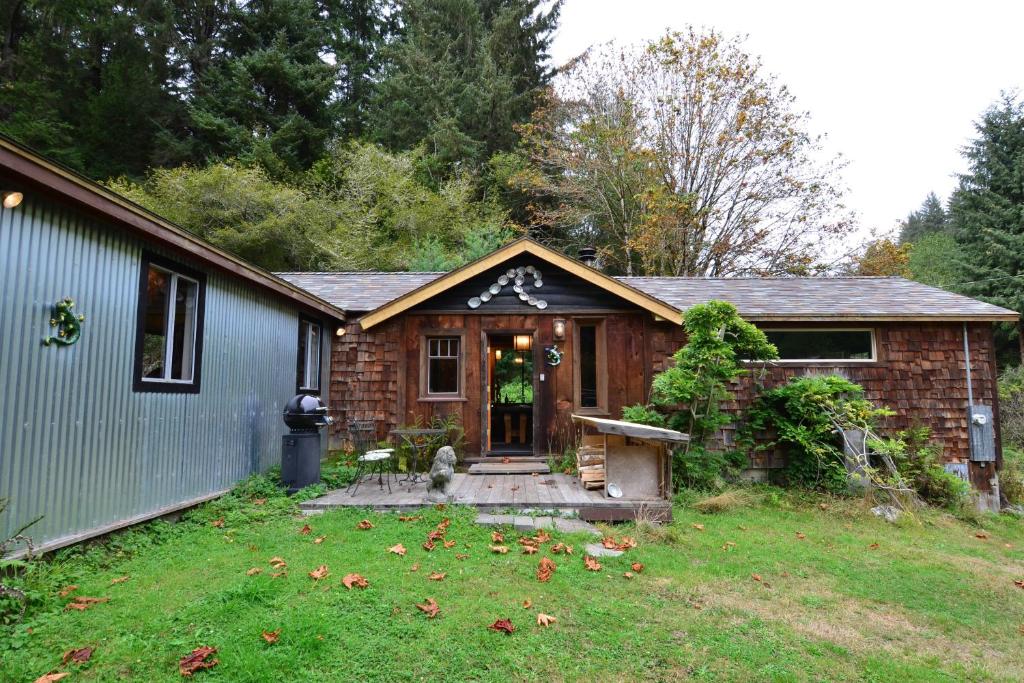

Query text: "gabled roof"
[0, 134, 345, 321]
[343, 238, 685, 329]
[277, 268, 1019, 323]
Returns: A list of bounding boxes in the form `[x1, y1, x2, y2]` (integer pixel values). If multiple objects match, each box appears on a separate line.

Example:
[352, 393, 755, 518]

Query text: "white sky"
[550, 0, 1024, 237]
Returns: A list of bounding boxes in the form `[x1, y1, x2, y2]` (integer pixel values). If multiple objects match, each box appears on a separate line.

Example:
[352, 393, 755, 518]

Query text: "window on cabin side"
[297, 318, 322, 392]
[136, 258, 203, 391]
[427, 337, 460, 394]
[763, 330, 875, 361]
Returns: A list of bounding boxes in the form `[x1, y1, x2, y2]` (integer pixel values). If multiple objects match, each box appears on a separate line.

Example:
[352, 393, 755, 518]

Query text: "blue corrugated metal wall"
[0, 186, 309, 549]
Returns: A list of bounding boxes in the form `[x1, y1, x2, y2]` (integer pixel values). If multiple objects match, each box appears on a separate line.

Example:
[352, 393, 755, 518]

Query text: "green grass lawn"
[3, 483, 1024, 682]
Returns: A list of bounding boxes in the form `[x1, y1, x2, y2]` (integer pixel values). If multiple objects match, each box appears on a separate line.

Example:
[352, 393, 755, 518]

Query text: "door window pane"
[141, 267, 170, 379]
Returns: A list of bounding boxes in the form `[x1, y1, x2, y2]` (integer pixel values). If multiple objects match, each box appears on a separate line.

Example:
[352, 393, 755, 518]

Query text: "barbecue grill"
[281, 393, 333, 492]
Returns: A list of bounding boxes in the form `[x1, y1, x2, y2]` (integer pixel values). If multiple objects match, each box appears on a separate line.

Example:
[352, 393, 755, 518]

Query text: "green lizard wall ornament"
[43, 297, 85, 347]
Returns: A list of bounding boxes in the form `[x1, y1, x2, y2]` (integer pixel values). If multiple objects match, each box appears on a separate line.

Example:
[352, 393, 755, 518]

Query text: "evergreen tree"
[187, 0, 339, 176]
[898, 192, 950, 243]
[369, 0, 561, 176]
[950, 95, 1024, 315]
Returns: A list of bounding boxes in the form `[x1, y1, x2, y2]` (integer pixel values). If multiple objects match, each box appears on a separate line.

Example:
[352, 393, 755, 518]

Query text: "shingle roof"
[275, 272, 1019, 321]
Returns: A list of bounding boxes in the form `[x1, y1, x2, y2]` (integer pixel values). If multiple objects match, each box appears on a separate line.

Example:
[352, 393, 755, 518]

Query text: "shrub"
[1002, 446, 1024, 505]
[622, 301, 777, 489]
[999, 365, 1024, 449]
[741, 375, 894, 494]
[871, 427, 969, 509]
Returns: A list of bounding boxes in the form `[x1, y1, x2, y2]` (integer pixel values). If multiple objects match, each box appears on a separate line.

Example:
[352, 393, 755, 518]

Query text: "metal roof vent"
[578, 247, 598, 268]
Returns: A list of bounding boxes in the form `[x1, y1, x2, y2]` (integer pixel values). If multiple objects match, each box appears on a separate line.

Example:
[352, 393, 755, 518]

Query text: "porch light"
[335, 326, 346, 337]
[513, 334, 532, 352]
[494, 349, 502, 360]
[2, 191, 23, 209]
[552, 319, 566, 340]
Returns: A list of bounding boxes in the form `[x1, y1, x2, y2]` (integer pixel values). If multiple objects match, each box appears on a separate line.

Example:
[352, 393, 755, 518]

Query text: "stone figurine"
[426, 446, 457, 503]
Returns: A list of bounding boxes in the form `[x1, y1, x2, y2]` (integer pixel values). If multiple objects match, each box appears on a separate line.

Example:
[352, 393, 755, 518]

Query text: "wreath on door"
[544, 345, 563, 367]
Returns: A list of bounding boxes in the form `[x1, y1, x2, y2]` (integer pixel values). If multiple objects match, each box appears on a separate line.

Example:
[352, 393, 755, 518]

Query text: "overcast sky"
[550, 0, 1024, 236]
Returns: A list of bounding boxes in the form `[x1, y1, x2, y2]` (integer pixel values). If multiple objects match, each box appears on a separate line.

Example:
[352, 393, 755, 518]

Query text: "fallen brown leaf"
[691, 523, 705, 531]
[309, 565, 329, 581]
[398, 515, 422, 522]
[427, 529, 445, 542]
[583, 555, 602, 572]
[533, 530, 551, 543]
[34, 673, 70, 683]
[271, 570, 287, 579]
[246, 567, 262, 576]
[58, 585, 78, 598]
[110, 576, 130, 585]
[522, 545, 538, 555]
[601, 537, 618, 550]
[357, 519, 374, 530]
[428, 572, 446, 581]
[437, 518, 451, 531]
[490, 545, 509, 554]
[537, 557, 556, 582]
[253, 498, 267, 505]
[64, 596, 109, 611]
[623, 571, 635, 579]
[455, 553, 468, 560]
[210, 518, 224, 528]
[722, 541, 737, 551]
[489, 618, 515, 634]
[631, 562, 644, 573]
[179, 645, 218, 676]
[269, 556, 287, 569]
[443, 539, 457, 548]
[416, 598, 440, 618]
[819, 503, 829, 511]
[795, 532, 806, 540]
[536, 613, 556, 627]
[261, 629, 280, 644]
[422, 540, 436, 551]
[551, 543, 573, 555]
[434, 503, 447, 511]
[1014, 579, 1024, 589]
[389, 543, 407, 556]
[976, 532, 989, 540]
[299, 524, 312, 535]
[410, 563, 420, 572]
[868, 543, 880, 550]
[343, 573, 369, 589]
[751, 573, 763, 582]
[522, 599, 532, 609]
[491, 531, 504, 543]
[313, 535, 326, 544]
[61, 646, 93, 664]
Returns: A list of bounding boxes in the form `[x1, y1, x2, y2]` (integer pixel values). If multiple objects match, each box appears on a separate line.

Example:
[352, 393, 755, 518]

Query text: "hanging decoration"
[43, 297, 85, 347]
[544, 345, 563, 367]
[467, 265, 547, 310]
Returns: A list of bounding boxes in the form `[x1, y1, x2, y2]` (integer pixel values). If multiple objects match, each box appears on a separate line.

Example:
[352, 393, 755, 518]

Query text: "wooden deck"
[300, 473, 671, 521]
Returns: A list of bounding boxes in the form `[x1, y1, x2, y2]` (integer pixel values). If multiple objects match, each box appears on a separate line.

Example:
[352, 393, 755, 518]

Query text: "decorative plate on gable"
[467, 265, 548, 310]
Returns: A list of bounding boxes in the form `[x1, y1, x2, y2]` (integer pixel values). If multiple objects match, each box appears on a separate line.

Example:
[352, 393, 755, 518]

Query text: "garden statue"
[426, 446, 457, 503]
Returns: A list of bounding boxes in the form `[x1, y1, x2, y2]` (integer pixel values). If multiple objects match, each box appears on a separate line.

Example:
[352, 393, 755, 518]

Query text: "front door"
[484, 333, 535, 455]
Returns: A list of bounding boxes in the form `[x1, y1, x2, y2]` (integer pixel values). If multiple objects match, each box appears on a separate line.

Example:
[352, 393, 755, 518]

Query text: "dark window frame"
[132, 252, 206, 394]
[418, 330, 467, 401]
[761, 328, 877, 363]
[297, 315, 323, 394]
[572, 318, 608, 414]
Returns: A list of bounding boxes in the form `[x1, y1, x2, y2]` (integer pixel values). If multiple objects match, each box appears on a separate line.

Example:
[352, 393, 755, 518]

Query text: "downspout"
[963, 322, 974, 407]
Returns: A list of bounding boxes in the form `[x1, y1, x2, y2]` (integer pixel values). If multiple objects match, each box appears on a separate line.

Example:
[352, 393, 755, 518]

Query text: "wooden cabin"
[280, 238, 1019, 508]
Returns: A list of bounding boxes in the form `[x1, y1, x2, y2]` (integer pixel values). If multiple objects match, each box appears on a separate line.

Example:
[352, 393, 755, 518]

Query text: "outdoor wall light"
[513, 334, 532, 352]
[494, 349, 502, 360]
[2, 191, 23, 209]
[552, 318, 566, 340]
[335, 326, 346, 337]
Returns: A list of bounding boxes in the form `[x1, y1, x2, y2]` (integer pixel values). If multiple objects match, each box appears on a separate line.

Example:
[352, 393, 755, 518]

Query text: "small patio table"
[390, 428, 446, 487]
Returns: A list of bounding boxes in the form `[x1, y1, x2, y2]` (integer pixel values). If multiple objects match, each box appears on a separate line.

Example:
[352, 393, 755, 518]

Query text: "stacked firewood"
[576, 442, 606, 490]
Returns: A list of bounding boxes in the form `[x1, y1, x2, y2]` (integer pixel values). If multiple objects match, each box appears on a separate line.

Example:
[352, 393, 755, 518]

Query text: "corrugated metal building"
[0, 136, 345, 553]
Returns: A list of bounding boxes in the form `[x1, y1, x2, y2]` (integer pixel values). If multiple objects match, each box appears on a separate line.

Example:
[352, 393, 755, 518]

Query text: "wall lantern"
[513, 334, 532, 352]
[494, 349, 502, 360]
[2, 191, 23, 209]
[552, 318, 566, 340]
[335, 326, 346, 337]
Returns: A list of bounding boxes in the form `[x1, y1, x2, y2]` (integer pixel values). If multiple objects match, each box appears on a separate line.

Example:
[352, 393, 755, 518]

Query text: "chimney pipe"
[578, 246, 598, 268]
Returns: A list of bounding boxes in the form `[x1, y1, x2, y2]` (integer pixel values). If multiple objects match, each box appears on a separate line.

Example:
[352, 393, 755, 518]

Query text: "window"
[297, 317, 322, 393]
[573, 319, 607, 413]
[426, 337, 461, 395]
[762, 329, 875, 362]
[134, 254, 205, 392]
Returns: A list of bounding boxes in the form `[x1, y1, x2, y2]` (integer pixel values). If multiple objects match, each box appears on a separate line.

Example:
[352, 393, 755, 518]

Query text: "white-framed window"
[426, 336, 461, 395]
[134, 254, 205, 392]
[761, 328, 876, 362]
[297, 317, 322, 392]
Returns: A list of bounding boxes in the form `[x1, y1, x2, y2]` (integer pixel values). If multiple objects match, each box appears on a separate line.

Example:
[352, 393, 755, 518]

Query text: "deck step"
[467, 461, 551, 475]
